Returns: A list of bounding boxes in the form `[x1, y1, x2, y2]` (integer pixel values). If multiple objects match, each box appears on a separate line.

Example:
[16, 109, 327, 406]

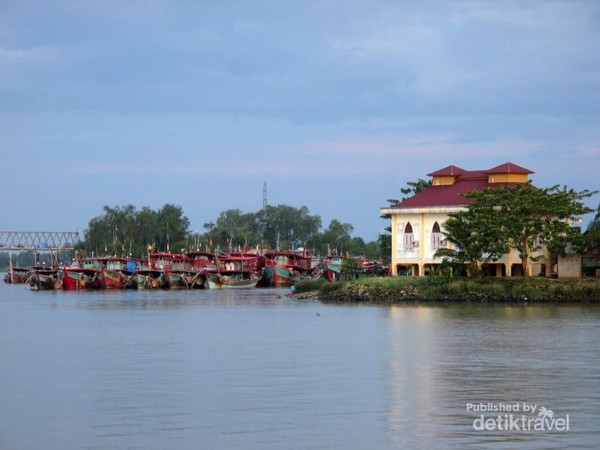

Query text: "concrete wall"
[557, 254, 582, 279]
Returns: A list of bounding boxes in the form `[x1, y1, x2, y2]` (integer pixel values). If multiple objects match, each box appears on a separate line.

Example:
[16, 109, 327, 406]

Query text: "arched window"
[404, 222, 414, 251]
[431, 221, 442, 250]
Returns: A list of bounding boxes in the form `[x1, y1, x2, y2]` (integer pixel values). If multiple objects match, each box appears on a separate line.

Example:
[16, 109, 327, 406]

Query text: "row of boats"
[4, 248, 387, 291]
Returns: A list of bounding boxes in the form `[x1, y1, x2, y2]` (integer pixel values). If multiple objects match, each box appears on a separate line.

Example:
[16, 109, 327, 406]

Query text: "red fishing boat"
[97, 257, 139, 289]
[205, 254, 263, 289]
[62, 257, 102, 290]
[135, 252, 205, 289]
[261, 249, 314, 287]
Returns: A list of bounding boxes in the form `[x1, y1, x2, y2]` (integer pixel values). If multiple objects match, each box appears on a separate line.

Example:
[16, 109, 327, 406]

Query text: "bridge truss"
[0, 231, 81, 251]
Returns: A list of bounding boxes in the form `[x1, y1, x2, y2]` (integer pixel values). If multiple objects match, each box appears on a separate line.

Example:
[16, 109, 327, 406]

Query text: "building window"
[431, 221, 442, 251]
[404, 223, 414, 251]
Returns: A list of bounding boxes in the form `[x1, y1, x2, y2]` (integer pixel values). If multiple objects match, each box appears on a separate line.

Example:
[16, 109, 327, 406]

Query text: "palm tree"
[538, 406, 554, 419]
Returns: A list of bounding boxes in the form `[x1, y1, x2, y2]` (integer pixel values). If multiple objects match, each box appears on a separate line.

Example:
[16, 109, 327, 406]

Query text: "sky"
[1, 0, 599, 241]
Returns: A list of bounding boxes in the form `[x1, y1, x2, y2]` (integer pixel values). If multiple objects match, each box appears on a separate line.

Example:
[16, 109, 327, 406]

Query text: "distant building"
[380, 162, 558, 277]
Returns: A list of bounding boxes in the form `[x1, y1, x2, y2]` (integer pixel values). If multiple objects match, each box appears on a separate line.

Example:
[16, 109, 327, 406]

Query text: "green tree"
[256, 205, 321, 249]
[155, 204, 190, 252]
[135, 206, 159, 250]
[82, 204, 190, 257]
[584, 202, 600, 252]
[84, 204, 137, 255]
[434, 206, 509, 276]
[308, 219, 354, 255]
[438, 184, 596, 277]
[202, 209, 260, 250]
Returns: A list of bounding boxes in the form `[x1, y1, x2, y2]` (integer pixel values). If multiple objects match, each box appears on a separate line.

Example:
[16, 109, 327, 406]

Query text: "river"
[1, 282, 599, 449]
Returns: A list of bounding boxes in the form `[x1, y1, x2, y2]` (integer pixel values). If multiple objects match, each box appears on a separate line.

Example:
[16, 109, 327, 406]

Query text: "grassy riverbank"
[295, 277, 600, 303]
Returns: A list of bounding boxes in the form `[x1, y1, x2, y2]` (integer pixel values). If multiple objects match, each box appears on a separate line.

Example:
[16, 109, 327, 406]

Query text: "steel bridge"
[0, 231, 80, 251]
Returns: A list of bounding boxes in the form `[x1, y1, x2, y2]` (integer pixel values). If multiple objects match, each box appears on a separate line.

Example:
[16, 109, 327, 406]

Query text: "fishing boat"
[158, 253, 196, 289]
[4, 253, 32, 284]
[132, 268, 165, 289]
[261, 249, 314, 287]
[3, 267, 31, 284]
[62, 258, 101, 290]
[27, 266, 61, 290]
[139, 252, 205, 289]
[97, 257, 139, 289]
[321, 254, 352, 281]
[187, 250, 218, 271]
[205, 255, 262, 289]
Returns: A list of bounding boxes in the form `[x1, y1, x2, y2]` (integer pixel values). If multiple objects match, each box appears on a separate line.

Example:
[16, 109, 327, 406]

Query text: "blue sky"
[1, 0, 599, 241]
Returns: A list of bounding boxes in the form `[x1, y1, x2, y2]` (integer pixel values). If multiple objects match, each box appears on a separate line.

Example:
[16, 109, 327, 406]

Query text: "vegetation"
[77, 203, 383, 260]
[435, 184, 597, 276]
[584, 202, 600, 252]
[81, 204, 190, 258]
[297, 276, 600, 303]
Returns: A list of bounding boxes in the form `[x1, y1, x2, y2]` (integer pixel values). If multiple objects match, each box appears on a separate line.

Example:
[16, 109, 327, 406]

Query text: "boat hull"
[61, 268, 99, 290]
[28, 271, 61, 290]
[132, 271, 165, 289]
[3, 268, 30, 284]
[206, 272, 259, 289]
[262, 266, 303, 287]
[98, 269, 128, 289]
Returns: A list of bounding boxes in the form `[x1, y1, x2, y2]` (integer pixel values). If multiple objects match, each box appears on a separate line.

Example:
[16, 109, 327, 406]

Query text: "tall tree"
[439, 184, 596, 276]
[135, 206, 159, 250]
[584, 202, 600, 252]
[256, 205, 321, 249]
[203, 209, 260, 250]
[83, 204, 190, 256]
[155, 204, 190, 252]
[308, 219, 354, 255]
[434, 204, 509, 276]
[84, 204, 137, 255]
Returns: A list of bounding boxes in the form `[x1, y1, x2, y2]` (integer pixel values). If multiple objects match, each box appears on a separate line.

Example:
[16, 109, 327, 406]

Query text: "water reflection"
[384, 305, 600, 448]
[1, 284, 599, 449]
[42, 288, 293, 310]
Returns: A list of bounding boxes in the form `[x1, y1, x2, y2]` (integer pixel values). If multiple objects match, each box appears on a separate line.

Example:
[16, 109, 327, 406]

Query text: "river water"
[1, 282, 599, 450]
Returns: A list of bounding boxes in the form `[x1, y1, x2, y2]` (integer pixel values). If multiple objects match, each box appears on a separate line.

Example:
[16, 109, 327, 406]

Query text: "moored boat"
[261, 249, 314, 287]
[135, 252, 206, 289]
[61, 257, 102, 290]
[321, 254, 352, 281]
[62, 267, 99, 290]
[187, 250, 218, 272]
[97, 257, 139, 289]
[205, 255, 262, 289]
[132, 269, 165, 289]
[4, 267, 31, 284]
[27, 266, 61, 290]
[4, 253, 32, 284]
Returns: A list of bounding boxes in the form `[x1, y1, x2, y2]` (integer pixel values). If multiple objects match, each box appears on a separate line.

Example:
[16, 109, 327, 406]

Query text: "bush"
[315, 275, 600, 303]
[295, 278, 327, 293]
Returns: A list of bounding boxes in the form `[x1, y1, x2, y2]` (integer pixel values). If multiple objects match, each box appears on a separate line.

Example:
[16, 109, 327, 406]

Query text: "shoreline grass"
[295, 277, 600, 304]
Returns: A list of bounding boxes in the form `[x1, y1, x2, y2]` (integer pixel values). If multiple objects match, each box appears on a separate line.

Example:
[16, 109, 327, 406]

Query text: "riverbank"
[295, 277, 600, 303]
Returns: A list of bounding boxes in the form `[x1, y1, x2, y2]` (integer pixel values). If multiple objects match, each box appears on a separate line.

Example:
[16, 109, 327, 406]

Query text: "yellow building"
[380, 162, 552, 277]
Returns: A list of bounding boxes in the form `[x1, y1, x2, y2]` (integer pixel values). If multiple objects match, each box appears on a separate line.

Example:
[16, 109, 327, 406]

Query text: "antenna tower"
[263, 182, 268, 210]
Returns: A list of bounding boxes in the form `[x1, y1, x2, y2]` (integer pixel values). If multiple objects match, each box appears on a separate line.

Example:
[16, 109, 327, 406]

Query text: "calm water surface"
[1, 282, 599, 449]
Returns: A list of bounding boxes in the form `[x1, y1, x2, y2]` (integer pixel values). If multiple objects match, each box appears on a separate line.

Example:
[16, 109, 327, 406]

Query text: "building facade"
[381, 163, 553, 277]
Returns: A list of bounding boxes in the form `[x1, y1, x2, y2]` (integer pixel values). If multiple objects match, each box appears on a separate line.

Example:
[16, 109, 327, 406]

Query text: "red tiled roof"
[486, 162, 533, 174]
[391, 163, 531, 209]
[426, 165, 467, 177]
